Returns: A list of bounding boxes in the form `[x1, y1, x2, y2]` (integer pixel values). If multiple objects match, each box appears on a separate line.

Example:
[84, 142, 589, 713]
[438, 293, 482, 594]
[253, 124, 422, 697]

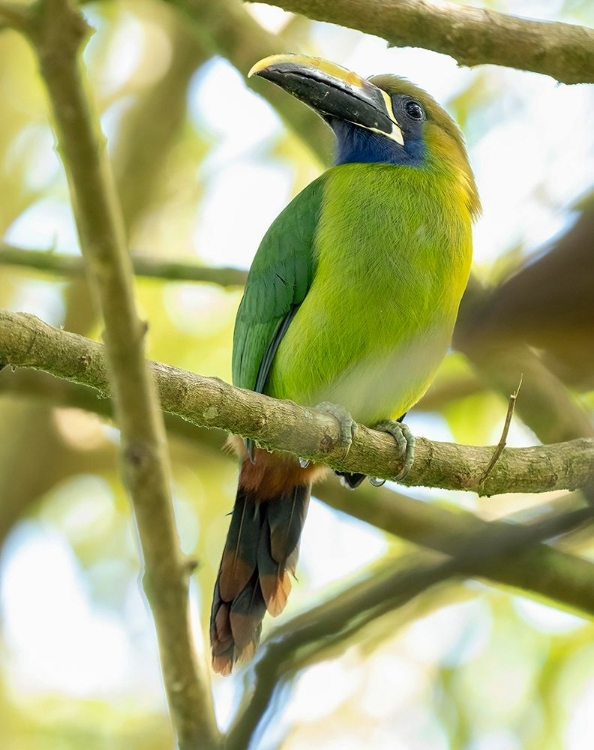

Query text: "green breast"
[266, 163, 472, 425]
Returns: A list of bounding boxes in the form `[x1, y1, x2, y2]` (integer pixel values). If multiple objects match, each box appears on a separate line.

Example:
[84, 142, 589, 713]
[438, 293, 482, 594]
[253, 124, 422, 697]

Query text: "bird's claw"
[316, 401, 357, 459]
[374, 420, 415, 481]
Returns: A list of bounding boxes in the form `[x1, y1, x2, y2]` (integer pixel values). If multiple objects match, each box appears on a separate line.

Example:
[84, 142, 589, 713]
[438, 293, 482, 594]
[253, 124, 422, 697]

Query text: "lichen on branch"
[1, 309, 593, 497]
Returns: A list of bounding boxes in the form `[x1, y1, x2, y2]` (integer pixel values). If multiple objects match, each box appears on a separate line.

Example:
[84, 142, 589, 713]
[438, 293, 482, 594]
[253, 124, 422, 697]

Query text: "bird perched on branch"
[210, 54, 480, 674]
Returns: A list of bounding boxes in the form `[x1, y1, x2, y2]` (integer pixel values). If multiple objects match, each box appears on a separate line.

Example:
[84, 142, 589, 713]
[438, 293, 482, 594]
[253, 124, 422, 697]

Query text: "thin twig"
[478, 375, 523, 487]
[456, 278, 594, 445]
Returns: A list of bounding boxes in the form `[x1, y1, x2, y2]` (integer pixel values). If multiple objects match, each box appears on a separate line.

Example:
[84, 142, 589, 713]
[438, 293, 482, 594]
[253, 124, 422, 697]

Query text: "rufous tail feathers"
[210, 457, 311, 675]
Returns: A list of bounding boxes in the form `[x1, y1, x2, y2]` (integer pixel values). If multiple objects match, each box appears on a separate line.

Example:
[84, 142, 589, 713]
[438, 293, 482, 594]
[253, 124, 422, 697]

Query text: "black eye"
[405, 100, 425, 121]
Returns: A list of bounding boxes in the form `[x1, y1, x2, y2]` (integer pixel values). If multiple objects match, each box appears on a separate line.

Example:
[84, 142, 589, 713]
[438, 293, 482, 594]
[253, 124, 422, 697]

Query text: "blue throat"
[331, 120, 424, 167]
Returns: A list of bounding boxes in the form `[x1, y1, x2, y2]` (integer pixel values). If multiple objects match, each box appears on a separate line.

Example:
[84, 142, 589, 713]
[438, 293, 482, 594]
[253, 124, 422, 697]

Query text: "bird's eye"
[405, 100, 425, 121]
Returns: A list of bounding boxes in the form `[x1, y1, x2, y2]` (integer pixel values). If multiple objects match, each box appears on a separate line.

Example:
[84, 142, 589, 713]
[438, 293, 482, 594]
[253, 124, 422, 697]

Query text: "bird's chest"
[268, 167, 471, 421]
[312, 173, 465, 338]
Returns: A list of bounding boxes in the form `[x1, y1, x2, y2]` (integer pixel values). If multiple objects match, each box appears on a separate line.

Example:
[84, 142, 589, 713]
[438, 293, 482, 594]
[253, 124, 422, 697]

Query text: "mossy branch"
[2, 309, 594, 497]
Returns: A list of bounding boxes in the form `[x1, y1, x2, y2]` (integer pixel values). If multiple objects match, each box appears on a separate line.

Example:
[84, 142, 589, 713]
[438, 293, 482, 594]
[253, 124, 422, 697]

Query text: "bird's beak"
[249, 54, 404, 146]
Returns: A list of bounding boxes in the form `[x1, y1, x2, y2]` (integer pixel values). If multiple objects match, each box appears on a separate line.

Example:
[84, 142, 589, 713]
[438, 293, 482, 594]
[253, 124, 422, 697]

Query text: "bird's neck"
[331, 120, 424, 167]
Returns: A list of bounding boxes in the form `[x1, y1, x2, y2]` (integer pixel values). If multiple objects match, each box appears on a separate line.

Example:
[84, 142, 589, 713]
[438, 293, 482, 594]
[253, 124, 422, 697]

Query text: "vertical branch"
[25, 1, 219, 746]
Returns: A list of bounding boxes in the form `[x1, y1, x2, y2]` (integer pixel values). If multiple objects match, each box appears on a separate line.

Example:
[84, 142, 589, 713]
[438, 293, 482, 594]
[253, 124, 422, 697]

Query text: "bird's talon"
[374, 420, 416, 481]
[316, 401, 357, 459]
[369, 476, 386, 487]
[299, 457, 311, 468]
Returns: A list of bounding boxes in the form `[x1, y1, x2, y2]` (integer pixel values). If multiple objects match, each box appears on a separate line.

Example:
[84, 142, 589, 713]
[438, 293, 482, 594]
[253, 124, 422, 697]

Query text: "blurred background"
[1, 0, 594, 747]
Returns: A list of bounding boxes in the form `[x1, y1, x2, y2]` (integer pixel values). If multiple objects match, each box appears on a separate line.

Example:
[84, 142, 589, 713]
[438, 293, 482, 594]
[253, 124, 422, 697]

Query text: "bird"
[210, 54, 480, 674]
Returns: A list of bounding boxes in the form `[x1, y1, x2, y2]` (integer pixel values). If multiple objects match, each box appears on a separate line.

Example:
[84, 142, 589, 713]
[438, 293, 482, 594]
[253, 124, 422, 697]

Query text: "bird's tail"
[210, 456, 311, 675]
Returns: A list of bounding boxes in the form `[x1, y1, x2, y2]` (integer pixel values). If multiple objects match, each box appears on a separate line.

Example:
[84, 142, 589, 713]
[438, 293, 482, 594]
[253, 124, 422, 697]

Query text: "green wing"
[233, 174, 326, 393]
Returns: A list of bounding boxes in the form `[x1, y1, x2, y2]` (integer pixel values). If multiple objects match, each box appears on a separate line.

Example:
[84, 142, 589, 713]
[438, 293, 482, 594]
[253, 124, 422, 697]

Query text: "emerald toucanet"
[211, 55, 480, 674]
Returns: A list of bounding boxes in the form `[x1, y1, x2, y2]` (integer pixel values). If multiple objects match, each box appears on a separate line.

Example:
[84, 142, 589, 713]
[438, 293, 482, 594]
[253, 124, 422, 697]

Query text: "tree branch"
[247, 0, 594, 85]
[22, 2, 219, 746]
[5, 245, 591, 446]
[111, 16, 210, 232]
[0, 1, 32, 31]
[456, 278, 594, 445]
[0, 243, 248, 287]
[5, 366, 594, 620]
[0, 366, 227, 448]
[4, 0, 592, 743]
[164, 0, 332, 163]
[227, 502, 594, 748]
[2, 309, 594, 497]
[0, 9, 216, 569]
[317, 482, 594, 617]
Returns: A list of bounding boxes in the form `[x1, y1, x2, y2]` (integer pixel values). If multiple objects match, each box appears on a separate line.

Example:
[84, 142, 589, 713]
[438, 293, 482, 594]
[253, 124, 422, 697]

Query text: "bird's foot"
[316, 401, 357, 460]
[374, 420, 415, 481]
